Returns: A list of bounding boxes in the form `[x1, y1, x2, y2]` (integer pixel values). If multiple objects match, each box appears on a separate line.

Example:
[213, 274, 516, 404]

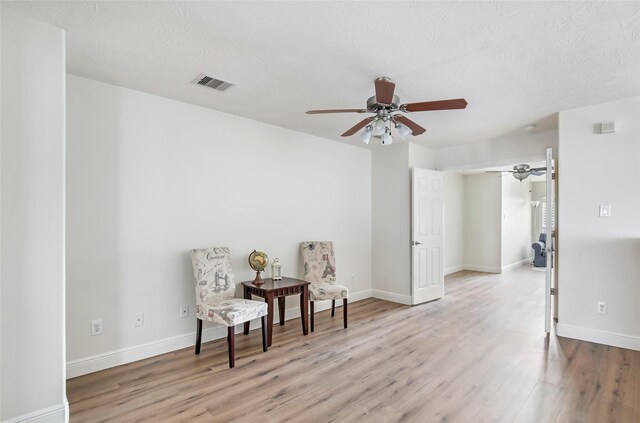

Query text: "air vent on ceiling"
[192, 74, 234, 92]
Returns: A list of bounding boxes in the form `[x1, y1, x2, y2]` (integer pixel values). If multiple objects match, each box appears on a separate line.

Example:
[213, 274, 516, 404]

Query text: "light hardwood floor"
[67, 268, 640, 422]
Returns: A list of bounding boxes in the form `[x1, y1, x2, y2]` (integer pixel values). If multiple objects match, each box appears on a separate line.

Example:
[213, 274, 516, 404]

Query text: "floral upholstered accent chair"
[191, 247, 268, 368]
[300, 241, 349, 332]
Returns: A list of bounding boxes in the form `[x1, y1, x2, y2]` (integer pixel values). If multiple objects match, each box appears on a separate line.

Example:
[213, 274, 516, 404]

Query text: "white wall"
[463, 174, 502, 273]
[1, 11, 68, 422]
[371, 143, 411, 302]
[501, 177, 532, 270]
[408, 143, 435, 169]
[66, 75, 372, 375]
[443, 172, 465, 274]
[370, 142, 437, 303]
[557, 96, 640, 350]
[444, 173, 534, 274]
[531, 181, 546, 202]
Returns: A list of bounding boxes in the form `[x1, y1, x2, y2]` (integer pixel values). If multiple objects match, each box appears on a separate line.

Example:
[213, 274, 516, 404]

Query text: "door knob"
[411, 241, 422, 246]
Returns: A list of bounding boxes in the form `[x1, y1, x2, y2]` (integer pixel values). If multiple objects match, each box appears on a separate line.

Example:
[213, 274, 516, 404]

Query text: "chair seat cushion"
[198, 298, 267, 327]
[309, 283, 349, 301]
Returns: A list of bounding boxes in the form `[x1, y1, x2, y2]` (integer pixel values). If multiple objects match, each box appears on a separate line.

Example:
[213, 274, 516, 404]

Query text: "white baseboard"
[461, 264, 502, 274]
[372, 289, 412, 305]
[445, 261, 530, 275]
[3, 401, 68, 423]
[556, 323, 640, 352]
[444, 265, 466, 275]
[347, 289, 373, 303]
[501, 258, 532, 273]
[66, 289, 372, 378]
[66, 325, 226, 379]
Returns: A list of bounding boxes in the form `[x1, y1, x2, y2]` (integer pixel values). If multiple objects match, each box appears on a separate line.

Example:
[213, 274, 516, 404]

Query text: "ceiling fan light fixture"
[382, 128, 393, 145]
[373, 119, 386, 136]
[395, 122, 412, 139]
[359, 126, 373, 144]
[513, 172, 529, 181]
[305, 77, 467, 145]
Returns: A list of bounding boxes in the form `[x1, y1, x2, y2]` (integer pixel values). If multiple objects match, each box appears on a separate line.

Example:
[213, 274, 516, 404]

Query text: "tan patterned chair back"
[301, 241, 337, 285]
[191, 247, 236, 309]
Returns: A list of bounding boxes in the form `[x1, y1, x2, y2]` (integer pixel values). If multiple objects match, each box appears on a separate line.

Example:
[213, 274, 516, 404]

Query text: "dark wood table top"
[241, 277, 309, 291]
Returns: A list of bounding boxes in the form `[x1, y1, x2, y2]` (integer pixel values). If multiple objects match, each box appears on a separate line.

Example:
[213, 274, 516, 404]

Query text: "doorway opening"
[434, 150, 556, 332]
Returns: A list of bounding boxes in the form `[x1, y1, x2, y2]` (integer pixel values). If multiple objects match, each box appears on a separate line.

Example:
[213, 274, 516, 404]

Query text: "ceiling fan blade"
[401, 98, 468, 112]
[375, 78, 396, 105]
[531, 170, 546, 176]
[306, 108, 367, 114]
[393, 115, 426, 135]
[530, 167, 546, 172]
[485, 171, 513, 173]
[341, 118, 373, 137]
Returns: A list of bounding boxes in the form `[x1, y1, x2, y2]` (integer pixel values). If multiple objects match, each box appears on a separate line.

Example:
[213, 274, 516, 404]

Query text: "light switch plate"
[599, 204, 611, 218]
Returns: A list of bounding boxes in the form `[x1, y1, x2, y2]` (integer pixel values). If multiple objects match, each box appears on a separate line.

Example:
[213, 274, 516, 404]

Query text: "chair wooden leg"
[228, 326, 235, 368]
[310, 301, 315, 332]
[261, 316, 268, 352]
[331, 299, 335, 317]
[195, 319, 203, 355]
[343, 298, 348, 329]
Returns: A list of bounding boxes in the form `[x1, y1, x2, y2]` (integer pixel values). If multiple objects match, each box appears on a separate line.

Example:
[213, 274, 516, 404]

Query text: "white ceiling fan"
[486, 164, 546, 181]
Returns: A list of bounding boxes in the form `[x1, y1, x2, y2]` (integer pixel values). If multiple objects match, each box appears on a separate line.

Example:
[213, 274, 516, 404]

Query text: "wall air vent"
[192, 74, 234, 92]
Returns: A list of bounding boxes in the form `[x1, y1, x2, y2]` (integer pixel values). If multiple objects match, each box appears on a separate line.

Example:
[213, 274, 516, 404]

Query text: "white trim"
[444, 265, 466, 275]
[66, 289, 372, 378]
[2, 401, 68, 423]
[501, 258, 532, 273]
[372, 289, 412, 305]
[445, 264, 509, 275]
[346, 289, 372, 303]
[66, 325, 225, 378]
[437, 153, 549, 173]
[461, 264, 502, 274]
[556, 323, 640, 352]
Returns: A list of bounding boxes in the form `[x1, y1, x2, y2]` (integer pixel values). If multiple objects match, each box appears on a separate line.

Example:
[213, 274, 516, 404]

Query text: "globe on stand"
[248, 250, 269, 285]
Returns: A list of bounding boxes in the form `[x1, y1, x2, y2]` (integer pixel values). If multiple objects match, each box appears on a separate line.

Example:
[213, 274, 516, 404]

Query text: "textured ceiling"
[4, 1, 640, 149]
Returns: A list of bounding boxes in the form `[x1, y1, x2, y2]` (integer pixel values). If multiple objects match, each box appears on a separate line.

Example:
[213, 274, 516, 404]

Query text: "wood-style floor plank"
[67, 268, 640, 422]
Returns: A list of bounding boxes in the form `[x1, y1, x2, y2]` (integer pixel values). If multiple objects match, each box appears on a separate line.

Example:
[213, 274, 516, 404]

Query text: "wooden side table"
[242, 277, 309, 347]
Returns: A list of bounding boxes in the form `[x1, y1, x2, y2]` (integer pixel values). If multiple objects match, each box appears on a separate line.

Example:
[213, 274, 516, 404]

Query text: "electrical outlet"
[599, 204, 611, 218]
[134, 312, 144, 327]
[597, 301, 607, 314]
[91, 319, 103, 336]
[180, 305, 189, 318]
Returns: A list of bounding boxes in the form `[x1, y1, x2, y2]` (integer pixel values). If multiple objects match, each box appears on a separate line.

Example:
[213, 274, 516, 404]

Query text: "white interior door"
[545, 148, 554, 333]
[411, 168, 444, 305]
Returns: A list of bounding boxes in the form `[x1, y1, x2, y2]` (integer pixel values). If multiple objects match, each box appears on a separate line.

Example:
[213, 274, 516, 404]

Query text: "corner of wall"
[408, 142, 436, 170]
[371, 143, 411, 297]
[1, 10, 67, 422]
